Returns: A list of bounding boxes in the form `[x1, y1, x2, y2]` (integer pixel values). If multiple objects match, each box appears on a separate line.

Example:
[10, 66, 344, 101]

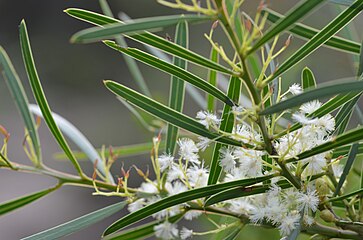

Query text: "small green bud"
[320, 209, 336, 223]
[315, 178, 330, 196]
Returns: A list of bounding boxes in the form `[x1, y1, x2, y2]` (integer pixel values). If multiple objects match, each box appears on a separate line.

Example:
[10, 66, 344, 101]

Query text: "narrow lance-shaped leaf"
[99, 0, 151, 97]
[103, 213, 184, 240]
[65, 8, 234, 75]
[301, 67, 316, 89]
[104, 80, 250, 148]
[333, 143, 359, 196]
[207, 47, 219, 112]
[0, 186, 57, 216]
[103, 174, 274, 236]
[248, 0, 326, 53]
[332, 143, 363, 158]
[19, 20, 83, 176]
[285, 126, 363, 163]
[70, 14, 211, 43]
[260, 79, 363, 115]
[22, 201, 127, 240]
[0, 46, 41, 162]
[104, 41, 235, 107]
[334, 40, 363, 134]
[264, 9, 360, 54]
[270, 0, 363, 80]
[28, 104, 114, 184]
[208, 76, 241, 185]
[166, 20, 188, 155]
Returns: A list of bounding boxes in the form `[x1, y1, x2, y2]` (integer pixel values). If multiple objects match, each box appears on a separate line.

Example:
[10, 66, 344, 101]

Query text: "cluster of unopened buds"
[94, 83, 342, 239]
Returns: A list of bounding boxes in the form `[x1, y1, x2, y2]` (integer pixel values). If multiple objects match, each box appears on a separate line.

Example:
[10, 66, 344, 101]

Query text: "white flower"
[154, 221, 179, 239]
[128, 198, 145, 212]
[316, 114, 335, 132]
[219, 147, 236, 172]
[289, 83, 302, 95]
[228, 198, 256, 215]
[292, 113, 316, 125]
[196, 110, 221, 129]
[139, 182, 158, 194]
[158, 154, 174, 172]
[184, 210, 202, 220]
[186, 163, 209, 188]
[196, 136, 211, 151]
[167, 165, 185, 182]
[250, 206, 267, 223]
[300, 100, 321, 114]
[278, 212, 300, 236]
[304, 154, 326, 175]
[297, 189, 319, 212]
[180, 227, 193, 239]
[166, 181, 187, 195]
[178, 138, 200, 165]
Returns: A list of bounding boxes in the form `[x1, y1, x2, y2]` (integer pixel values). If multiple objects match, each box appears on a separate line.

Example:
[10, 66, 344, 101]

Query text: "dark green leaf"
[103, 174, 274, 236]
[332, 143, 363, 158]
[65, 8, 234, 75]
[270, 0, 363, 80]
[249, 0, 326, 53]
[333, 143, 359, 196]
[207, 48, 219, 112]
[104, 41, 235, 107]
[301, 67, 316, 89]
[261, 80, 363, 115]
[0, 186, 57, 216]
[208, 76, 241, 185]
[70, 14, 211, 43]
[19, 20, 83, 176]
[328, 188, 363, 202]
[264, 9, 360, 54]
[22, 201, 127, 240]
[166, 21, 188, 155]
[104, 81, 249, 147]
[0, 46, 41, 161]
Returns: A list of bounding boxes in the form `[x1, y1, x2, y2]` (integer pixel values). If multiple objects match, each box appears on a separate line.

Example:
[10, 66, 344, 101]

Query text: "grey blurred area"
[0, 0, 362, 239]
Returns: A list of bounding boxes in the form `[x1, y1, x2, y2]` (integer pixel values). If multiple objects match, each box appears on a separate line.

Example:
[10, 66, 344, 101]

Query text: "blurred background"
[0, 0, 362, 239]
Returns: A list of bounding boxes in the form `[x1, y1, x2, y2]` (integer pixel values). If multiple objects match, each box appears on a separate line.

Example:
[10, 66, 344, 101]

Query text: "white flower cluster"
[124, 84, 342, 239]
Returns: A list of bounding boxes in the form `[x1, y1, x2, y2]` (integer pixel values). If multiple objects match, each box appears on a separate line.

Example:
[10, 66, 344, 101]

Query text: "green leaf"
[207, 48, 219, 112]
[99, 0, 151, 97]
[270, 0, 363, 80]
[103, 213, 184, 240]
[301, 67, 316, 89]
[103, 174, 274, 236]
[22, 201, 127, 240]
[328, 188, 363, 202]
[0, 46, 41, 162]
[205, 181, 291, 206]
[104, 41, 235, 107]
[19, 20, 83, 176]
[166, 21, 188, 155]
[0, 186, 57, 216]
[329, 0, 355, 6]
[249, 0, 326, 53]
[224, 225, 244, 240]
[285, 126, 363, 163]
[70, 14, 211, 43]
[332, 143, 363, 158]
[264, 9, 360, 54]
[54, 142, 159, 160]
[208, 76, 241, 185]
[104, 80, 248, 147]
[261, 79, 363, 115]
[28, 105, 114, 184]
[333, 143, 359, 196]
[65, 8, 234, 75]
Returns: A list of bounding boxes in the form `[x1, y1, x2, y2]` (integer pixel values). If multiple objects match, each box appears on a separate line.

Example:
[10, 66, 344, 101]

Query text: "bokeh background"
[0, 0, 362, 239]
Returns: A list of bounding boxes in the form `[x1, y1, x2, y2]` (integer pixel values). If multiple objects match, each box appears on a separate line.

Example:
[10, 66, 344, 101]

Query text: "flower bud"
[320, 209, 336, 223]
[315, 178, 330, 196]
